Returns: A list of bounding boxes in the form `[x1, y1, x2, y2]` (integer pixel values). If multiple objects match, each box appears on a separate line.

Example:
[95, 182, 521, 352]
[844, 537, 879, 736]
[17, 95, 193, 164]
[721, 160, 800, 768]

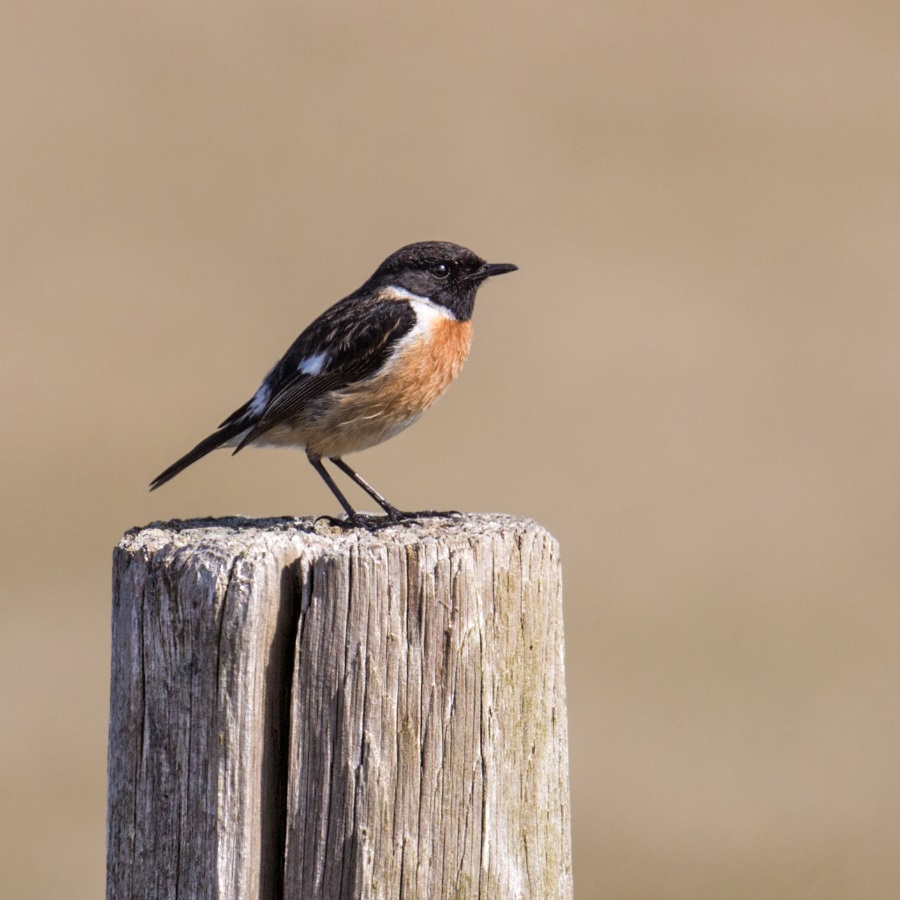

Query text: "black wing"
[149, 293, 416, 490]
[232, 294, 416, 451]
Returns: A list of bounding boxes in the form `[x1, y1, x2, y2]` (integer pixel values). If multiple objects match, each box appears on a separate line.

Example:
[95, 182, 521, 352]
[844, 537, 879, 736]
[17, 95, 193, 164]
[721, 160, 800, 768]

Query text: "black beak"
[471, 262, 518, 281]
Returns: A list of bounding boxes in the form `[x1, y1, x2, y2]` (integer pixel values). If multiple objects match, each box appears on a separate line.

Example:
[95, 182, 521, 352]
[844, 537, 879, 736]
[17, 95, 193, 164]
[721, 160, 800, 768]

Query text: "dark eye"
[430, 262, 450, 279]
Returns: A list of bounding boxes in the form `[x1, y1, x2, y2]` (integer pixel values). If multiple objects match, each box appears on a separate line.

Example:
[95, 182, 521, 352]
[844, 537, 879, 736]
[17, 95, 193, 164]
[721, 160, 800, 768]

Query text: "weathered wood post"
[107, 514, 572, 899]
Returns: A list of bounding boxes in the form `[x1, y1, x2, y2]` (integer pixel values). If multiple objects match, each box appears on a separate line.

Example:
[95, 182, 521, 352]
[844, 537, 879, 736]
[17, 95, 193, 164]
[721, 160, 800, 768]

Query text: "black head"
[366, 241, 517, 321]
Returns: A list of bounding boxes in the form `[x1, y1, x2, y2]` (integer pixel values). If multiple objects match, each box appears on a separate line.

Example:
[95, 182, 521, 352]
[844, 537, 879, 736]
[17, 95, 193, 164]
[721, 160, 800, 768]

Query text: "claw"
[404, 509, 463, 519]
[314, 508, 464, 532]
[315, 513, 400, 532]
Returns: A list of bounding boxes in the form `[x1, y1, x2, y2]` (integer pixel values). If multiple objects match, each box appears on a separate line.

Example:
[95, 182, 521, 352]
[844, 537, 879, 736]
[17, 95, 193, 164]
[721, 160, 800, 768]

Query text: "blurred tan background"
[2, 1, 899, 897]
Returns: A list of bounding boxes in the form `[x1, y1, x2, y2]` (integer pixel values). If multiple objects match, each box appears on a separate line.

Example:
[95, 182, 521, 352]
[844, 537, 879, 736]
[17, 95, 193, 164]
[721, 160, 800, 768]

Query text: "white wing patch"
[297, 351, 329, 376]
[248, 383, 271, 417]
[248, 351, 329, 421]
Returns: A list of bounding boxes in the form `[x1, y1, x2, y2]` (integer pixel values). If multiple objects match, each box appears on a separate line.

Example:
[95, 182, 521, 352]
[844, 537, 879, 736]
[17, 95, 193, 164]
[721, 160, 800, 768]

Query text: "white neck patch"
[381, 284, 456, 320]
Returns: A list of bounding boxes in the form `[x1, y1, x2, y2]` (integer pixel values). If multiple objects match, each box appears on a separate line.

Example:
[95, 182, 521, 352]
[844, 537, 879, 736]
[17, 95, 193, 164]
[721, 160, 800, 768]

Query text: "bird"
[149, 241, 518, 527]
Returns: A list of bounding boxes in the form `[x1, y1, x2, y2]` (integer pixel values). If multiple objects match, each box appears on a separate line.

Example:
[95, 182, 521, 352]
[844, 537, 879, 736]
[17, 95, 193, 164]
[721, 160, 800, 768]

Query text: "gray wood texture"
[108, 514, 571, 899]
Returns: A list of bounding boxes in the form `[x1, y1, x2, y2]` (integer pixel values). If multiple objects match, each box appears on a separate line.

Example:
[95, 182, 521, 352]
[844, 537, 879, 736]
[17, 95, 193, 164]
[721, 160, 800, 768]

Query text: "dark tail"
[149, 422, 246, 491]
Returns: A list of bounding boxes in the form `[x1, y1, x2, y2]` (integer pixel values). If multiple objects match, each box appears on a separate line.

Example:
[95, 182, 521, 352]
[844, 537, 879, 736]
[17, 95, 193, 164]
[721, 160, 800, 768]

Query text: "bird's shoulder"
[274, 291, 418, 384]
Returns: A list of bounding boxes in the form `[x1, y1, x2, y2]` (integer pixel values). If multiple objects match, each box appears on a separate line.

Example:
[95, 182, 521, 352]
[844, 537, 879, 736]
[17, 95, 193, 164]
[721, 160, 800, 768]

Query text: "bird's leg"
[311, 453, 460, 529]
[328, 457, 404, 519]
[330, 458, 462, 524]
[308, 453, 365, 527]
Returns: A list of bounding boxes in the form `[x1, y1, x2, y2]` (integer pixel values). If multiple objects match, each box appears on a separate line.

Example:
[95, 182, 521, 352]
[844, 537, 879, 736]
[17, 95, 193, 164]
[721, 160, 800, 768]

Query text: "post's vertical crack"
[258, 554, 304, 900]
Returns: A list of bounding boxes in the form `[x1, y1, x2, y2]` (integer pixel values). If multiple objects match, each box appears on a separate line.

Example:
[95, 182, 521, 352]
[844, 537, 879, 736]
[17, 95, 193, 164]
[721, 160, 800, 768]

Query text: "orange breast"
[382, 316, 473, 415]
[300, 315, 473, 458]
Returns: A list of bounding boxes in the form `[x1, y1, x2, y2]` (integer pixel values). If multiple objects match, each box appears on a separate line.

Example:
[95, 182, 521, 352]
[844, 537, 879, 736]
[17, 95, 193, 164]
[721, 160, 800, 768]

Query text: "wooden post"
[107, 514, 572, 899]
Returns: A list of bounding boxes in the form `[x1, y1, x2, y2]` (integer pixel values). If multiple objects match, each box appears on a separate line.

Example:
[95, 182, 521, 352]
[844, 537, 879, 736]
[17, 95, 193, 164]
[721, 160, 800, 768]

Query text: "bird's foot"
[315, 509, 463, 531]
[316, 513, 402, 532]
[393, 509, 464, 524]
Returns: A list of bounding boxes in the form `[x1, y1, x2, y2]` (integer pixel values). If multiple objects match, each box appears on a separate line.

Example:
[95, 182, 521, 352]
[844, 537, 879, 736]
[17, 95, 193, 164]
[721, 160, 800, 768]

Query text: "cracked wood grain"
[107, 514, 571, 899]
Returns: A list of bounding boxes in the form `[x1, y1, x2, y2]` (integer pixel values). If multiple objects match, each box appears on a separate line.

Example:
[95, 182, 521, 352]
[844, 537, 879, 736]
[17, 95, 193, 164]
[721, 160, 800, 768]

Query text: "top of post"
[118, 513, 556, 558]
